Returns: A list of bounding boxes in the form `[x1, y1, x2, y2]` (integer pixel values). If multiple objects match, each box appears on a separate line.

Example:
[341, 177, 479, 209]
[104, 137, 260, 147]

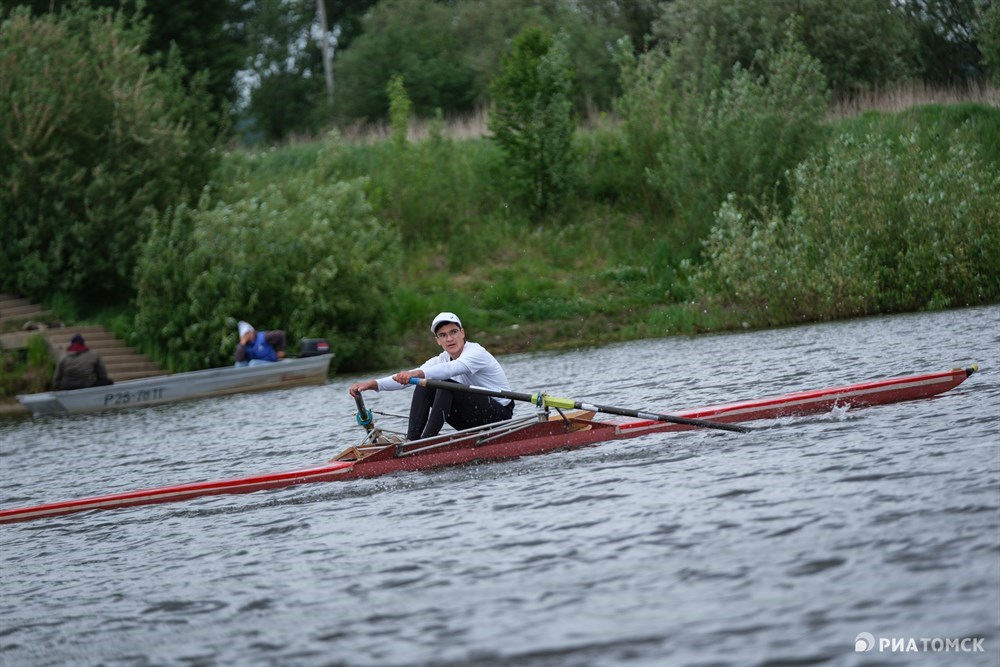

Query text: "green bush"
[654, 26, 828, 247]
[654, 0, 917, 96]
[693, 129, 1000, 322]
[614, 25, 827, 258]
[0, 334, 53, 398]
[611, 40, 677, 217]
[133, 142, 402, 372]
[489, 27, 576, 218]
[0, 6, 217, 306]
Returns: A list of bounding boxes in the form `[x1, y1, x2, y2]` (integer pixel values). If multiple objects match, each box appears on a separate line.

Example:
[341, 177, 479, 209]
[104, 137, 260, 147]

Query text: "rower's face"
[434, 325, 465, 357]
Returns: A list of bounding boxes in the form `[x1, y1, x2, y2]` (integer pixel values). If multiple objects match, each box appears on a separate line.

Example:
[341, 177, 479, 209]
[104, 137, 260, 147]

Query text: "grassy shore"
[18, 84, 1000, 375]
[319, 85, 1000, 366]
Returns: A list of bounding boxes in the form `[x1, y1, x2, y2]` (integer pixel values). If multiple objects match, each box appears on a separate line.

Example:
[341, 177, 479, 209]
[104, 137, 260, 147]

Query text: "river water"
[1, 306, 998, 667]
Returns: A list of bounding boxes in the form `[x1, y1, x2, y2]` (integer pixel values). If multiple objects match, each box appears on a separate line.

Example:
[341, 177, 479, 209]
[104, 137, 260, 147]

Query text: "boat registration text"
[104, 387, 166, 406]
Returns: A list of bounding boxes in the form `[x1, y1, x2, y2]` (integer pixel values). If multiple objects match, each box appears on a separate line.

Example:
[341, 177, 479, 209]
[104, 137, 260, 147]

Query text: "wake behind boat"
[0, 365, 977, 524]
[16, 345, 333, 417]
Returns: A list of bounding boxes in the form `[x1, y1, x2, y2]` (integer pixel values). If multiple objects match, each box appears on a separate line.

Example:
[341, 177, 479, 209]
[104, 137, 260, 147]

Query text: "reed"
[325, 81, 1000, 146]
[828, 80, 999, 119]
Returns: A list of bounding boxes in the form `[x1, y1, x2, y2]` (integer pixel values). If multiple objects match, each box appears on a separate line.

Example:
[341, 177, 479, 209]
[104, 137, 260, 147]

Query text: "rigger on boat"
[0, 366, 978, 525]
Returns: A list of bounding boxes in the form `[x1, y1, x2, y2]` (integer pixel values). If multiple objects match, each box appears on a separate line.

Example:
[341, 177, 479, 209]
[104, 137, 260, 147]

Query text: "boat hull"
[620, 365, 977, 432]
[0, 366, 976, 524]
[0, 462, 355, 524]
[337, 366, 978, 475]
[16, 355, 333, 416]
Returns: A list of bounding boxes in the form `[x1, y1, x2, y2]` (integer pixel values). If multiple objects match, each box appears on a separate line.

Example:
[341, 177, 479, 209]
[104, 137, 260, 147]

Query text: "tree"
[333, 0, 630, 123]
[0, 6, 217, 306]
[981, 1, 1000, 85]
[898, 0, 991, 83]
[489, 27, 576, 217]
[653, 0, 918, 96]
[3, 0, 249, 128]
[333, 0, 478, 121]
[240, 0, 377, 142]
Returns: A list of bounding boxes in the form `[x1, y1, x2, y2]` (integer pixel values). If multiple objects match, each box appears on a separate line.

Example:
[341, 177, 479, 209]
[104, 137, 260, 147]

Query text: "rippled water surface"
[2, 306, 998, 667]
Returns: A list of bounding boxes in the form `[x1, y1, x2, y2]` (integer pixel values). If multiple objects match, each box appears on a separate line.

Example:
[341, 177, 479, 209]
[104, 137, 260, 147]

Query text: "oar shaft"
[410, 378, 541, 405]
[410, 378, 750, 433]
[568, 400, 750, 433]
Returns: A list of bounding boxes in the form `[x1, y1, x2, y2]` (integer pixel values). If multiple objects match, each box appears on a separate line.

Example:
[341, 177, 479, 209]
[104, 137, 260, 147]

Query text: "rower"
[348, 312, 515, 440]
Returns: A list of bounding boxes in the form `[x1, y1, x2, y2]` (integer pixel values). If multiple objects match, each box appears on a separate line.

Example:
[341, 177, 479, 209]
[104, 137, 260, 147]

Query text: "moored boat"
[16, 351, 333, 417]
[0, 365, 977, 524]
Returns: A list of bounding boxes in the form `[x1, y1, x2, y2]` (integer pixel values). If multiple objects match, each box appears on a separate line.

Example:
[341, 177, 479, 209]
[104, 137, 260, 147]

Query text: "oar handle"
[354, 392, 374, 432]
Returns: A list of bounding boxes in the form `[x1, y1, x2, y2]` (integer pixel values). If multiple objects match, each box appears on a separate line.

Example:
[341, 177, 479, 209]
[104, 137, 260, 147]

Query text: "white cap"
[238, 321, 254, 338]
[430, 312, 462, 334]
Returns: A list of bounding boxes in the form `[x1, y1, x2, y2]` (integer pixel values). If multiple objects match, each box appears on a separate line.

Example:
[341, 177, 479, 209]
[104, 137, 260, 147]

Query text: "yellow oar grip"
[541, 394, 576, 410]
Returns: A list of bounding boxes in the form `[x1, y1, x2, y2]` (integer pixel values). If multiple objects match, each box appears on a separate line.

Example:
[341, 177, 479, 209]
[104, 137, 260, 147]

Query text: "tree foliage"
[0, 6, 217, 306]
[898, 0, 990, 83]
[654, 0, 918, 96]
[387, 75, 412, 149]
[615, 22, 828, 255]
[976, 0, 1000, 85]
[694, 126, 1000, 321]
[333, 0, 627, 123]
[240, 0, 378, 142]
[489, 27, 576, 217]
[4, 0, 248, 127]
[134, 140, 402, 372]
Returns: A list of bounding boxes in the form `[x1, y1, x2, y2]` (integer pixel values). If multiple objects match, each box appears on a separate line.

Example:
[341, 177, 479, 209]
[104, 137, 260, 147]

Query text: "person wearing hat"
[235, 321, 287, 367]
[349, 312, 514, 441]
[51, 334, 113, 390]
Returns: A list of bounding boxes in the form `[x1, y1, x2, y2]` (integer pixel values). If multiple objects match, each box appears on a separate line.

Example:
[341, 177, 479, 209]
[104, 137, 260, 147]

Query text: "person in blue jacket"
[235, 321, 286, 366]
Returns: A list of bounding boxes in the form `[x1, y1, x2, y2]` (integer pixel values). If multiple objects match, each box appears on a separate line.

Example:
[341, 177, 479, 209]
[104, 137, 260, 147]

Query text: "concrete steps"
[0, 293, 167, 384]
[0, 294, 55, 331]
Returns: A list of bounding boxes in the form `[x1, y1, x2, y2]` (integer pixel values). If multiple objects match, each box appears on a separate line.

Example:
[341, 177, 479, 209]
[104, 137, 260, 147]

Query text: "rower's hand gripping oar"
[409, 378, 752, 433]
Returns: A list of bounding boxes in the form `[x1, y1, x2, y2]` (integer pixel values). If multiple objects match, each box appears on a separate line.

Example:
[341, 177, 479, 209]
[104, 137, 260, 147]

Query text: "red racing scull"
[0, 366, 977, 525]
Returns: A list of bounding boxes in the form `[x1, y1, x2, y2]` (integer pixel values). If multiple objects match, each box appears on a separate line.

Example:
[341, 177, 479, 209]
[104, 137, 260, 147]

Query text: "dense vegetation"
[2, 1, 998, 377]
[0, 7, 216, 304]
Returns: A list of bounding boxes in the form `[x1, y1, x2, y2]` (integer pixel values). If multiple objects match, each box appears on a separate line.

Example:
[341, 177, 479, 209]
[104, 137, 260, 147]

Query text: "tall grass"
[327, 82, 998, 146]
[829, 80, 1000, 119]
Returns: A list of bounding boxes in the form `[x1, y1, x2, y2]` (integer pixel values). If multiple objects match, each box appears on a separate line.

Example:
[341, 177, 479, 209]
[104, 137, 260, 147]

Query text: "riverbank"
[0, 398, 27, 417]
[11, 101, 999, 377]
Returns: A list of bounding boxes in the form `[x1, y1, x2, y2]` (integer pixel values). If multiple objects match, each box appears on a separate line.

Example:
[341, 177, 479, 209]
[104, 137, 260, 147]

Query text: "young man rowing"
[348, 312, 514, 441]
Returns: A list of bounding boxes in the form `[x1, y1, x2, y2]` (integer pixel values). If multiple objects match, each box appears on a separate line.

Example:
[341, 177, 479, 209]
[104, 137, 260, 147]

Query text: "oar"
[353, 391, 375, 433]
[409, 378, 752, 433]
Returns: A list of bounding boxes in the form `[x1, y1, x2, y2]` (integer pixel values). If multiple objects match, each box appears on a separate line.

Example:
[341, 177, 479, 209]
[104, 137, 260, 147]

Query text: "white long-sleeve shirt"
[375, 342, 512, 406]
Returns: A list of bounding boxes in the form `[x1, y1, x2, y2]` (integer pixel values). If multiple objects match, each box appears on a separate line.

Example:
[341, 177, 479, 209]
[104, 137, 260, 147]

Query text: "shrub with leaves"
[653, 24, 828, 245]
[981, 2, 1000, 87]
[693, 129, 1000, 322]
[134, 141, 402, 372]
[610, 38, 676, 215]
[489, 27, 576, 217]
[0, 6, 217, 306]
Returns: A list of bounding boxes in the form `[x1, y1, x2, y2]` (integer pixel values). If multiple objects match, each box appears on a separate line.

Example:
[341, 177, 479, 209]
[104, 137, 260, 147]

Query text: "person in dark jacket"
[235, 321, 286, 367]
[52, 334, 113, 390]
